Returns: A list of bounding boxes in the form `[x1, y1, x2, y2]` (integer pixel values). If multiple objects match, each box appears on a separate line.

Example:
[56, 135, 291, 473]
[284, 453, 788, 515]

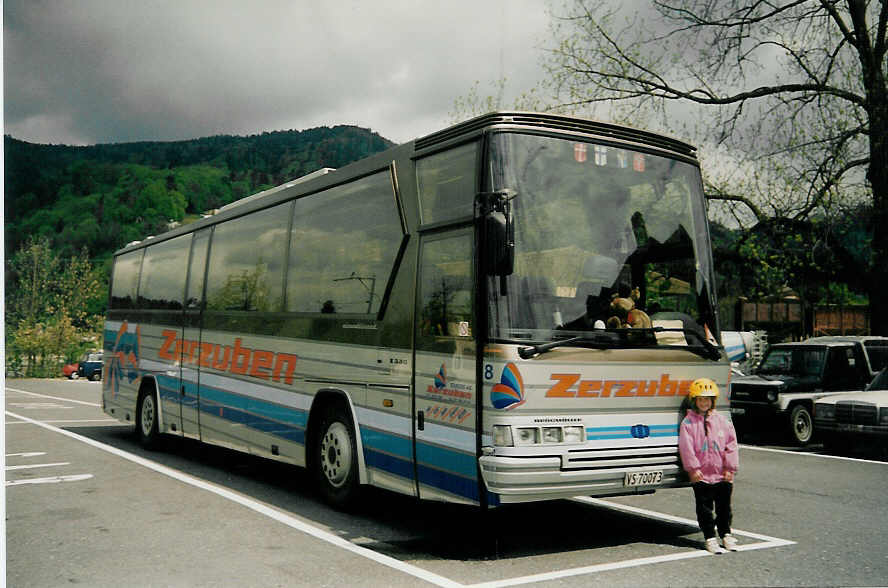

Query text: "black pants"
[692, 481, 733, 539]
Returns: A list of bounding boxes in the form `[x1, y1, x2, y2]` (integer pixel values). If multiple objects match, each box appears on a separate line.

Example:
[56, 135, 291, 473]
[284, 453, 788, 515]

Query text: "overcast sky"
[4, 1, 552, 146]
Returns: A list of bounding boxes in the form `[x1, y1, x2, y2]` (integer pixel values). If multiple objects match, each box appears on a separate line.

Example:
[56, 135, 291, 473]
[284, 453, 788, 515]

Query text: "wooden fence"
[733, 299, 870, 341]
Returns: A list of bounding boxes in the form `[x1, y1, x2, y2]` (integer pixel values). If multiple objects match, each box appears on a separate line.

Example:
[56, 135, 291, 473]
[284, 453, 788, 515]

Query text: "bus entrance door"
[180, 228, 210, 440]
[413, 230, 480, 504]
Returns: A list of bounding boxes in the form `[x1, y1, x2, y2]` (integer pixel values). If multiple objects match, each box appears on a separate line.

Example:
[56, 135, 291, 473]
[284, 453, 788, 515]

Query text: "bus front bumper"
[479, 453, 687, 504]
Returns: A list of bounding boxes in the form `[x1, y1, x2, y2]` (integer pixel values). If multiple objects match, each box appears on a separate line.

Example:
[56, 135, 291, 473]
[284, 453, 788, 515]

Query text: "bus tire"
[314, 404, 360, 509]
[136, 384, 162, 450]
[788, 404, 814, 446]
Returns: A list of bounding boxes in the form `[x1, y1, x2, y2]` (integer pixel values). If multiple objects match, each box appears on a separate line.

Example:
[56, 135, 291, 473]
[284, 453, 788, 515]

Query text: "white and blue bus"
[102, 112, 730, 509]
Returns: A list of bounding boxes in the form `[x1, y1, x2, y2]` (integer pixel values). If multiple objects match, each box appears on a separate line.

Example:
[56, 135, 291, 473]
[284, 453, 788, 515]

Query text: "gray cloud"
[4, 0, 550, 145]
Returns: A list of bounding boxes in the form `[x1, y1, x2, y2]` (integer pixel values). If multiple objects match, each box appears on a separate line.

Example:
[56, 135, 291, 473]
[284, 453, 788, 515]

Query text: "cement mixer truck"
[722, 330, 766, 373]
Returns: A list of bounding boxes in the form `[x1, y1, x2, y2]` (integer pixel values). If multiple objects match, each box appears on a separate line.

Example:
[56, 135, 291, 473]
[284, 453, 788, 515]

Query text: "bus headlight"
[563, 426, 585, 443]
[493, 424, 587, 446]
[493, 425, 513, 447]
[542, 427, 563, 443]
[516, 427, 540, 445]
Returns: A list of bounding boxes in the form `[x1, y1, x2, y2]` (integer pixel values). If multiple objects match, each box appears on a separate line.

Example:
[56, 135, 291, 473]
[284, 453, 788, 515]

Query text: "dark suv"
[803, 336, 888, 378]
[77, 351, 104, 381]
[730, 340, 872, 445]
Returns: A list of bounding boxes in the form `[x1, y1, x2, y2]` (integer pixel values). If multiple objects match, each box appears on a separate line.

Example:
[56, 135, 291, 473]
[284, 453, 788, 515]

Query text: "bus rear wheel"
[314, 405, 360, 509]
[136, 385, 161, 450]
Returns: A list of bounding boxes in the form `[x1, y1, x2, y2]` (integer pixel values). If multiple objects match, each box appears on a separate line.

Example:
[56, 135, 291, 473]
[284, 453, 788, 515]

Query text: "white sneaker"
[721, 534, 739, 551]
[705, 537, 726, 554]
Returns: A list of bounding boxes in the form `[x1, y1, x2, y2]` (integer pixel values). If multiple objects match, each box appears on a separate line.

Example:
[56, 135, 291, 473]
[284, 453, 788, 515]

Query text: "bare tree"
[544, 0, 887, 333]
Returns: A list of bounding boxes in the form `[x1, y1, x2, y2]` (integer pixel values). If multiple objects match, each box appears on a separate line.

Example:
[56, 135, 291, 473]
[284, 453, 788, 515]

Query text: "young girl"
[679, 378, 740, 554]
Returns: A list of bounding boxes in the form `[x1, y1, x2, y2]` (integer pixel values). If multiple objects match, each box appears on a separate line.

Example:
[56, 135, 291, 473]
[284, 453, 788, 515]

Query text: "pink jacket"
[679, 409, 739, 483]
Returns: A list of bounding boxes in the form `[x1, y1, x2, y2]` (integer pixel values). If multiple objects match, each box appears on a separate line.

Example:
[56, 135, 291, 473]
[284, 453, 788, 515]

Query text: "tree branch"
[704, 188, 766, 222]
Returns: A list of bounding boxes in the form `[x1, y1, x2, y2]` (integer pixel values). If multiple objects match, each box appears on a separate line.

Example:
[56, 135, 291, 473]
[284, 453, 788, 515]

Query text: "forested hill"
[4, 125, 396, 264]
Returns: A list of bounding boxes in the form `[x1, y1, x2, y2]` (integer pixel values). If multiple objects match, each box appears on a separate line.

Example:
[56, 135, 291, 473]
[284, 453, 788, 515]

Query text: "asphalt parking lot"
[6, 378, 888, 587]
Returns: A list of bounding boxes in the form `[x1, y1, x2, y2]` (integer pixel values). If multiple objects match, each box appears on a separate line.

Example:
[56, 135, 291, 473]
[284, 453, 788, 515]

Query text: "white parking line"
[6, 408, 797, 588]
[6, 419, 119, 425]
[741, 443, 888, 465]
[7, 474, 94, 487]
[464, 498, 795, 588]
[7, 403, 74, 410]
[574, 497, 795, 547]
[6, 462, 70, 471]
[5, 410, 463, 588]
[468, 550, 712, 588]
[6, 452, 46, 458]
[5, 387, 102, 408]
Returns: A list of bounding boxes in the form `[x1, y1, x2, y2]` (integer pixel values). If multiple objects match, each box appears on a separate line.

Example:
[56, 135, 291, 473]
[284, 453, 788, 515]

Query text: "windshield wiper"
[517, 328, 722, 361]
[517, 332, 622, 359]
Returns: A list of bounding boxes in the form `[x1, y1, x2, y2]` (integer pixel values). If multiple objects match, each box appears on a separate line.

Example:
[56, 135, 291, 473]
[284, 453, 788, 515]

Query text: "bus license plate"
[624, 470, 663, 487]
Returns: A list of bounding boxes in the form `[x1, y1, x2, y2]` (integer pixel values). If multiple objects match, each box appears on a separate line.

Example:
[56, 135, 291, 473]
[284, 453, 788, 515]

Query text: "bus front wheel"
[136, 385, 161, 450]
[314, 405, 360, 509]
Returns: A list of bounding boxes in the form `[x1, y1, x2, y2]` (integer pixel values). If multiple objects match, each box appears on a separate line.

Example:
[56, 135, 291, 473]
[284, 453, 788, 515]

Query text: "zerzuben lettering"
[158, 330, 298, 384]
[545, 373, 693, 398]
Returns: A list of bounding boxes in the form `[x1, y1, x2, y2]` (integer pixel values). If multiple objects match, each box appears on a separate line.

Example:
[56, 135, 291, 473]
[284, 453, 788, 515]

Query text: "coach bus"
[102, 112, 730, 509]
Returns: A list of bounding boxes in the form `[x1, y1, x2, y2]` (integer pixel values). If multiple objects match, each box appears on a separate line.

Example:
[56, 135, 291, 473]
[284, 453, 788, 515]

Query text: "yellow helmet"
[689, 378, 719, 399]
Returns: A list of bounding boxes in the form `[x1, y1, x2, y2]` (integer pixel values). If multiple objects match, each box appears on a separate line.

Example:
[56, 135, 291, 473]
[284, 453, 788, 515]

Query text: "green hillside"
[4, 125, 396, 263]
[4, 125, 396, 375]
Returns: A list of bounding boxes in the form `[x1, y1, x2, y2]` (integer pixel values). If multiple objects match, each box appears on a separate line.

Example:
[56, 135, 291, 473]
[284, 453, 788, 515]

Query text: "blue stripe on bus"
[364, 448, 415, 479]
[198, 397, 306, 443]
[364, 447, 479, 502]
[361, 426, 479, 501]
[147, 373, 481, 502]
[168, 378, 308, 443]
[585, 424, 679, 440]
[361, 427, 413, 461]
[417, 462, 479, 502]
[416, 441, 477, 479]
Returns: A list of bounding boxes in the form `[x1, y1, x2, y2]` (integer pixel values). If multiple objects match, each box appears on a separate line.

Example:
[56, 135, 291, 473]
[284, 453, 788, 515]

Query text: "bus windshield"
[485, 132, 718, 348]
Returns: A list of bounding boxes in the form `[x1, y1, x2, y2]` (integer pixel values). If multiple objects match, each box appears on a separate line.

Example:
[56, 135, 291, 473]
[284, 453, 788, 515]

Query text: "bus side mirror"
[478, 191, 515, 277]
[485, 210, 514, 276]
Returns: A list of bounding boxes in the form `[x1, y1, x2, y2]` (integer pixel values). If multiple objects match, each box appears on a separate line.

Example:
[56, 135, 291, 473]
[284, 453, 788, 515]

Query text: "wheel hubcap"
[795, 411, 811, 440]
[319, 422, 352, 488]
[141, 395, 155, 436]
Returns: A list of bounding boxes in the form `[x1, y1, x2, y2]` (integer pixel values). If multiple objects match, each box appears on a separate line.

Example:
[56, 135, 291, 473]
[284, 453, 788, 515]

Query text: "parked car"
[77, 351, 104, 381]
[815, 367, 888, 450]
[803, 335, 888, 378]
[62, 362, 80, 379]
[730, 339, 873, 445]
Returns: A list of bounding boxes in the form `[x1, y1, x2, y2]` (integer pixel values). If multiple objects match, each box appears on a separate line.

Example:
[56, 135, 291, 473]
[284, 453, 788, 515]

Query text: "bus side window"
[138, 234, 190, 310]
[185, 229, 210, 310]
[416, 142, 477, 225]
[110, 249, 143, 310]
[286, 171, 402, 314]
[205, 202, 290, 312]
[417, 232, 473, 351]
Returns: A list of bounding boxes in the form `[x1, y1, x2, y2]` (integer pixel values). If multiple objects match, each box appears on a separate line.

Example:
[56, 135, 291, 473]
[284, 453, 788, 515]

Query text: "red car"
[62, 362, 80, 379]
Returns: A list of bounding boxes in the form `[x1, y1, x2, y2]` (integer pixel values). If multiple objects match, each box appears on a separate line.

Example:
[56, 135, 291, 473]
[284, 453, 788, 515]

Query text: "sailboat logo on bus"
[434, 364, 447, 390]
[491, 363, 525, 410]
